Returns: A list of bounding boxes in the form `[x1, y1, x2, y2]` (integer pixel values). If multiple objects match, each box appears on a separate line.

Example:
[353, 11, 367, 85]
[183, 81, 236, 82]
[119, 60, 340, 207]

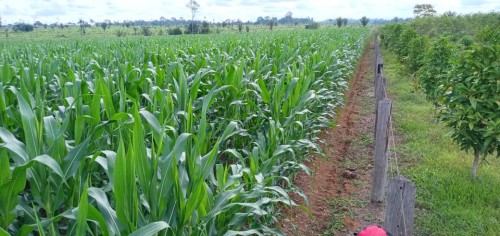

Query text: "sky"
[1, 0, 499, 25]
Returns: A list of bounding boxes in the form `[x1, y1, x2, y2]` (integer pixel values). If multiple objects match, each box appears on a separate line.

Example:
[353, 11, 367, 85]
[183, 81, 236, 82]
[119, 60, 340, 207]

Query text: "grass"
[322, 197, 366, 235]
[383, 48, 500, 236]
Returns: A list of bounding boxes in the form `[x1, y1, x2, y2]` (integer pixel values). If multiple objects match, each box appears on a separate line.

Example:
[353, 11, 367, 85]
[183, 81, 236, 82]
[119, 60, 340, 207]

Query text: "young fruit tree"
[439, 27, 500, 179]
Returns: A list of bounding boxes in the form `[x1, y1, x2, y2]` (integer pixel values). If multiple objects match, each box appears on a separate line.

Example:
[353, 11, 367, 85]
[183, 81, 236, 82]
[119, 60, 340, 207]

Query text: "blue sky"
[1, 0, 499, 24]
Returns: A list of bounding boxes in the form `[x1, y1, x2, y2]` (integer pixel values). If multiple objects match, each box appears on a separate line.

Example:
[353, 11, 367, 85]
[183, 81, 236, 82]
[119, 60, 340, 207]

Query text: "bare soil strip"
[281, 38, 385, 235]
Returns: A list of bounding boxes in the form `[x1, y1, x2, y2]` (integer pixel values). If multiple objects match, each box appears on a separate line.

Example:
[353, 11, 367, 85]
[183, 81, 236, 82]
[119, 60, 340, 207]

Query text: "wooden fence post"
[374, 35, 380, 79]
[371, 98, 392, 203]
[374, 75, 387, 137]
[377, 57, 384, 76]
[384, 175, 416, 236]
[375, 75, 386, 103]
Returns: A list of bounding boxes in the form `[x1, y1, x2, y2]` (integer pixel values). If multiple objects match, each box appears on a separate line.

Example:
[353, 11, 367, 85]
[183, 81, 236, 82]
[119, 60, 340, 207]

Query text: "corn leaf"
[129, 221, 170, 236]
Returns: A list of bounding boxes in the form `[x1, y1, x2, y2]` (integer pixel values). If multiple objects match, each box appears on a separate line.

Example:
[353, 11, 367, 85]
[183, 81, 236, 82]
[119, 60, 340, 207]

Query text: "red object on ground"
[358, 226, 388, 236]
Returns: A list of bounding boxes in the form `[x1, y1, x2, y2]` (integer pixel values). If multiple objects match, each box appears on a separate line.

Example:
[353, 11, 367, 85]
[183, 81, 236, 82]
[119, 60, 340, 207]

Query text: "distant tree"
[100, 22, 108, 31]
[246, 24, 250, 32]
[392, 17, 402, 23]
[238, 22, 243, 32]
[443, 11, 457, 17]
[34, 21, 44, 27]
[342, 18, 348, 26]
[200, 21, 210, 34]
[413, 4, 437, 17]
[78, 19, 86, 34]
[104, 19, 112, 28]
[336, 17, 343, 27]
[255, 16, 265, 25]
[185, 22, 199, 34]
[186, 0, 200, 34]
[226, 19, 233, 28]
[268, 18, 276, 30]
[360, 16, 369, 27]
[264, 16, 270, 24]
[0, 16, 2, 28]
[283, 11, 293, 24]
[160, 16, 166, 26]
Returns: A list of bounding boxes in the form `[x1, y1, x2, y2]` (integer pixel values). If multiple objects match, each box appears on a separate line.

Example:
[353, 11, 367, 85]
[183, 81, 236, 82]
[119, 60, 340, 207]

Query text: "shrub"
[12, 23, 34, 32]
[141, 26, 153, 36]
[115, 29, 127, 37]
[305, 22, 320, 29]
[168, 27, 183, 35]
[459, 35, 474, 48]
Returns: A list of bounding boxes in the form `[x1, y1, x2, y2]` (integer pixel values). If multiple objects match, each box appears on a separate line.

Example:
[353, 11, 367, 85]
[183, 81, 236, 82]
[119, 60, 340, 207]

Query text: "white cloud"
[0, 0, 498, 24]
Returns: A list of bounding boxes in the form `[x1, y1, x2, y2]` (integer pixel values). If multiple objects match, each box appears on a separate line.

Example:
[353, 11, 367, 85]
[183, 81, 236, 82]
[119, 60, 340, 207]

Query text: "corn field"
[0, 28, 369, 235]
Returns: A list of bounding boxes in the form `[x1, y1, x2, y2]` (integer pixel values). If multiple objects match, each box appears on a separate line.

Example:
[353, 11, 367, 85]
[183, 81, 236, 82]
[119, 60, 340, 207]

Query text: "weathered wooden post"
[384, 175, 416, 236]
[377, 61, 384, 75]
[374, 76, 387, 137]
[371, 98, 392, 203]
[374, 35, 380, 80]
[375, 75, 386, 103]
[377, 56, 384, 76]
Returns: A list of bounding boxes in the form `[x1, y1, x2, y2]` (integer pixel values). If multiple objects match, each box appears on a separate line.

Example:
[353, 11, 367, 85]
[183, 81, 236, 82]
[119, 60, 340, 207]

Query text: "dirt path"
[281, 38, 384, 235]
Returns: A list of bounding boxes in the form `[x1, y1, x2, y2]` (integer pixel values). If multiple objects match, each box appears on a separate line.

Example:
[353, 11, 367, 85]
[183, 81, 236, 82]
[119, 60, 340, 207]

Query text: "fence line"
[370, 32, 415, 236]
